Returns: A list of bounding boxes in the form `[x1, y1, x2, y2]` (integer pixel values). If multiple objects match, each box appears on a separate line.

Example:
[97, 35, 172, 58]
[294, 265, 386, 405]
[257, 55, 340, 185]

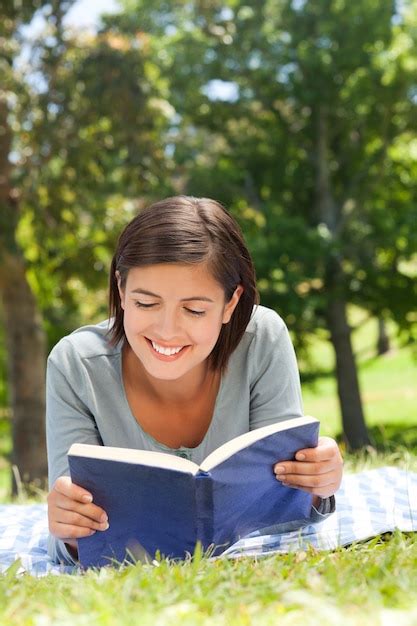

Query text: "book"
[68, 415, 319, 568]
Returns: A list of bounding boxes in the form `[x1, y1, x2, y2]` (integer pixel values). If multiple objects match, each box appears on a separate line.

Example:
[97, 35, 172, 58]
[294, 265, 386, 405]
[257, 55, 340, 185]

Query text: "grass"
[0, 313, 416, 625]
[302, 345, 417, 440]
[1, 533, 417, 625]
[300, 312, 417, 440]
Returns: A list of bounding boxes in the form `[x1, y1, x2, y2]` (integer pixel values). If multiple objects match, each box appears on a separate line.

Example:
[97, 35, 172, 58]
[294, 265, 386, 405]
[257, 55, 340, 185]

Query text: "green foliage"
[0, 0, 57, 36]
[5, 8, 176, 348]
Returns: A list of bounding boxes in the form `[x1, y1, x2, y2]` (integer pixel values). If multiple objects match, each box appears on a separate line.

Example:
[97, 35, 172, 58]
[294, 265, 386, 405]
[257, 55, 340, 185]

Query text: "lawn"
[301, 313, 417, 449]
[0, 316, 416, 625]
[1, 533, 417, 626]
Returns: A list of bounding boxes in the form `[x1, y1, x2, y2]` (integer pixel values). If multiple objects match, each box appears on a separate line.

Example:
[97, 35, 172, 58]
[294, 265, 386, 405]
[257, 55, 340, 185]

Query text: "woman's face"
[117, 263, 243, 382]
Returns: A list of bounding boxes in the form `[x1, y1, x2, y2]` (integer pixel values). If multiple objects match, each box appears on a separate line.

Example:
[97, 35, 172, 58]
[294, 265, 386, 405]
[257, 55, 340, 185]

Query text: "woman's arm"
[248, 309, 303, 429]
[46, 341, 108, 564]
[46, 344, 103, 485]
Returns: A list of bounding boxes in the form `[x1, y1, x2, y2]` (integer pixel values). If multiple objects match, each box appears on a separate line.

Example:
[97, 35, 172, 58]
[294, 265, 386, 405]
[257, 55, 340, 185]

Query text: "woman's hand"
[273, 436, 343, 499]
[47, 476, 109, 550]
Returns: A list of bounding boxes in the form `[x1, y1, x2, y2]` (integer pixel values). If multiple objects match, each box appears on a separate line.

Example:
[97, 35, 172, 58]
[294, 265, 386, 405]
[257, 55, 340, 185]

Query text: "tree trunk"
[0, 254, 48, 493]
[315, 105, 370, 449]
[0, 94, 48, 495]
[376, 317, 390, 355]
[326, 297, 371, 449]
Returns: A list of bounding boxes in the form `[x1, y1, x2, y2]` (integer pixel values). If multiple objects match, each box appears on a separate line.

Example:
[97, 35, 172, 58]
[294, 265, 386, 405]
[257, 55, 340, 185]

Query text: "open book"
[68, 415, 319, 567]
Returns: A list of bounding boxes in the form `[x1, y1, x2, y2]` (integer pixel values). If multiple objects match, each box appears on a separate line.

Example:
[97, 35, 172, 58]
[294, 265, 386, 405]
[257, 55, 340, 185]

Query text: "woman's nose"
[155, 308, 181, 339]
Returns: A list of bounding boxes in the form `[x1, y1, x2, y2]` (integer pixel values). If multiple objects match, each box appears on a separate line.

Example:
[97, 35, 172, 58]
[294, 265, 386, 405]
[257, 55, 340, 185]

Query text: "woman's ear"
[115, 271, 125, 310]
[222, 285, 244, 324]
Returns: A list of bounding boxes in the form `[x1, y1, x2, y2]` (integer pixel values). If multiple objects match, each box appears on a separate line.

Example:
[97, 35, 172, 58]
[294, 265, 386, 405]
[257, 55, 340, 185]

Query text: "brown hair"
[108, 196, 259, 371]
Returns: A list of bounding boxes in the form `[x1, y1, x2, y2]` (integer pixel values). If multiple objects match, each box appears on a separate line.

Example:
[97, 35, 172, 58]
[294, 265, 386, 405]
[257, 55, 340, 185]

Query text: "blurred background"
[0, 0, 416, 497]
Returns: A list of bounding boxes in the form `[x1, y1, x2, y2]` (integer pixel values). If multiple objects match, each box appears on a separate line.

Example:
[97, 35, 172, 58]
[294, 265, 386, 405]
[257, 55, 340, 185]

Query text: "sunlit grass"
[302, 345, 417, 439]
[300, 311, 417, 438]
[0, 532, 417, 625]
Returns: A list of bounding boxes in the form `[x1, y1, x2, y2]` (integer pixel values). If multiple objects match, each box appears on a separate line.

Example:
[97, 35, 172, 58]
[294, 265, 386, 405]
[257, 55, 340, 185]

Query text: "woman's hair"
[108, 195, 259, 371]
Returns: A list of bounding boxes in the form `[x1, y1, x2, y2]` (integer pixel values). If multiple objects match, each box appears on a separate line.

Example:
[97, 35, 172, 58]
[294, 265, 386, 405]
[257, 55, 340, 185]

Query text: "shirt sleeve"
[47, 533, 79, 567]
[46, 342, 103, 486]
[311, 495, 336, 520]
[46, 339, 103, 565]
[249, 309, 304, 430]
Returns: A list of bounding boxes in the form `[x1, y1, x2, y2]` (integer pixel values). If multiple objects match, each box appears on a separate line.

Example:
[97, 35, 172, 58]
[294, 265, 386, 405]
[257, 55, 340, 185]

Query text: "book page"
[200, 415, 319, 472]
[68, 443, 200, 474]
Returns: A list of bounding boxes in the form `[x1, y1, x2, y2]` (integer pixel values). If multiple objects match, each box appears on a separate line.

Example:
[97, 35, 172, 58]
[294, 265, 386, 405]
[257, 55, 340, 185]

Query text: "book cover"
[68, 416, 319, 567]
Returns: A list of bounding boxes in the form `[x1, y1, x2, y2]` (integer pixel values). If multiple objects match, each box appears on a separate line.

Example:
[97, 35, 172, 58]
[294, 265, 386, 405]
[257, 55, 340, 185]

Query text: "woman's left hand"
[273, 436, 343, 499]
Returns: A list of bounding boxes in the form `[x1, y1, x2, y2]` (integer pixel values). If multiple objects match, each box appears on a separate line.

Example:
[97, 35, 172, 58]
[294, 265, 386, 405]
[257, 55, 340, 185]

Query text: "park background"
[0, 1, 416, 624]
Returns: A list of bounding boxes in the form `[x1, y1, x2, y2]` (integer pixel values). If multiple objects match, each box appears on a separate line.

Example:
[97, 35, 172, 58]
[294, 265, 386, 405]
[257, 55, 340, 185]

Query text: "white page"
[200, 415, 318, 472]
[69, 415, 318, 476]
[68, 443, 200, 474]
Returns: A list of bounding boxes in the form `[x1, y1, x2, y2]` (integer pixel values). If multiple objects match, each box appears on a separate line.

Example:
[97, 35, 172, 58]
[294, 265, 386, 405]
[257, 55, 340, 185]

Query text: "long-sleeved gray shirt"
[46, 305, 334, 564]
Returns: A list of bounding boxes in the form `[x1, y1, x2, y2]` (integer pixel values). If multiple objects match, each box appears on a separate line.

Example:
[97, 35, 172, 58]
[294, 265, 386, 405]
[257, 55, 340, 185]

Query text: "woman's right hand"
[47, 476, 109, 551]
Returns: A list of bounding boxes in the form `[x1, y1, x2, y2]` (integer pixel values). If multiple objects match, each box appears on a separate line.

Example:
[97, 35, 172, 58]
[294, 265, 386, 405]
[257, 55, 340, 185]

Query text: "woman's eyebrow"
[180, 296, 214, 303]
[131, 288, 160, 297]
[130, 288, 213, 303]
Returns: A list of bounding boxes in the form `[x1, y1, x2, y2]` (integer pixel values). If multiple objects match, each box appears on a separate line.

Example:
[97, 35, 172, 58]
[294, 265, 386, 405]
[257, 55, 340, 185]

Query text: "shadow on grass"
[299, 348, 391, 387]
[368, 422, 417, 453]
[336, 422, 417, 455]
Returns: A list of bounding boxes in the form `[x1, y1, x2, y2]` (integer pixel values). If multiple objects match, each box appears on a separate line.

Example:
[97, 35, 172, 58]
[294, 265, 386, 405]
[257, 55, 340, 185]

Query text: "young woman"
[46, 196, 343, 564]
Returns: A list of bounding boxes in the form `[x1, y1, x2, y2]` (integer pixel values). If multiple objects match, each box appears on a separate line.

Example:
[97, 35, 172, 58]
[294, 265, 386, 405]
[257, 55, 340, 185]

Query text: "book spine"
[195, 472, 214, 551]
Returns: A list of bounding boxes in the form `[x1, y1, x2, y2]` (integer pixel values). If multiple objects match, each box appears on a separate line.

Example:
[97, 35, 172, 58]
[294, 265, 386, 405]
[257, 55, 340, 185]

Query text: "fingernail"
[82, 494, 93, 503]
[101, 522, 109, 531]
[89, 530, 96, 535]
[296, 453, 306, 461]
[274, 466, 285, 475]
[100, 514, 108, 523]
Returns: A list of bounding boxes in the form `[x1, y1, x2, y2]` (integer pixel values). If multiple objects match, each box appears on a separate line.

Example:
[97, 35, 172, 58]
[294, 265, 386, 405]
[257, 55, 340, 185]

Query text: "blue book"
[68, 415, 319, 568]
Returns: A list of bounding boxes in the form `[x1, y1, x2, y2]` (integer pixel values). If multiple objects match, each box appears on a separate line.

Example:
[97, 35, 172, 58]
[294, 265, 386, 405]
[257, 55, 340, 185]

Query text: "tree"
[1, 1, 174, 491]
[114, 0, 417, 448]
[0, 0, 58, 492]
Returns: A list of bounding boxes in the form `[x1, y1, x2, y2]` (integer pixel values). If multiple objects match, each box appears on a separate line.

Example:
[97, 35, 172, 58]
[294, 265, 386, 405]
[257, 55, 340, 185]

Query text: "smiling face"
[117, 263, 243, 383]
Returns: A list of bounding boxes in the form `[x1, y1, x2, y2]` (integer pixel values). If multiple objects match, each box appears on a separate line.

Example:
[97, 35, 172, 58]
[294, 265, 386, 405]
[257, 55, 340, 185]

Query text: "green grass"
[302, 344, 417, 441]
[0, 315, 416, 625]
[1, 533, 417, 625]
[300, 312, 417, 441]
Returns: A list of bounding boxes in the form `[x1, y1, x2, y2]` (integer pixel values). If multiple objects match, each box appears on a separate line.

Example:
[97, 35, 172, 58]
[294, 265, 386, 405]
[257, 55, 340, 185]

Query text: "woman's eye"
[134, 302, 156, 309]
[133, 302, 205, 316]
[185, 308, 206, 317]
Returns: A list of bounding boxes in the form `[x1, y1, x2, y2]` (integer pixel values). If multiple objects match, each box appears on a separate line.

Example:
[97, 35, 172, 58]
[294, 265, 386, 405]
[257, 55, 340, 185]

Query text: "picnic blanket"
[0, 466, 416, 576]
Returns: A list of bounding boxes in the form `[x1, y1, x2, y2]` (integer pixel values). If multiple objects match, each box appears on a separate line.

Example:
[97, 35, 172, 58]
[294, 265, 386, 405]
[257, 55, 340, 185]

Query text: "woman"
[47, 196, 343, 564]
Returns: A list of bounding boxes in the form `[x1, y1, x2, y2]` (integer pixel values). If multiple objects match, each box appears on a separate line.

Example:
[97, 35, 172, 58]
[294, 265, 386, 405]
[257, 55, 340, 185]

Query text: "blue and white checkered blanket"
[0, 467, 416, 576]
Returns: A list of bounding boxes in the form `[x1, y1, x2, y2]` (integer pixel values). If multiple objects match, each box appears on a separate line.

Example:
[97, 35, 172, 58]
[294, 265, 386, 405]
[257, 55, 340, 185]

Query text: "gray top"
[46, 305, 332, 564]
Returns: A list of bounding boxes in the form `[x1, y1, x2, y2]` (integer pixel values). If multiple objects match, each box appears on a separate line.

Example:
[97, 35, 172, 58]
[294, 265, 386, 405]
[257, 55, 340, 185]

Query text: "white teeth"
[151, 341, 183, 356]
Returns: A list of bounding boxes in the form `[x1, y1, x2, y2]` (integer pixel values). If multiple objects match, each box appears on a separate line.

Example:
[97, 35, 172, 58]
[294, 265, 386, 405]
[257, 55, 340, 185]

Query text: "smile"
[151, 341, 183, 356]
[145, 338, 189, 360]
